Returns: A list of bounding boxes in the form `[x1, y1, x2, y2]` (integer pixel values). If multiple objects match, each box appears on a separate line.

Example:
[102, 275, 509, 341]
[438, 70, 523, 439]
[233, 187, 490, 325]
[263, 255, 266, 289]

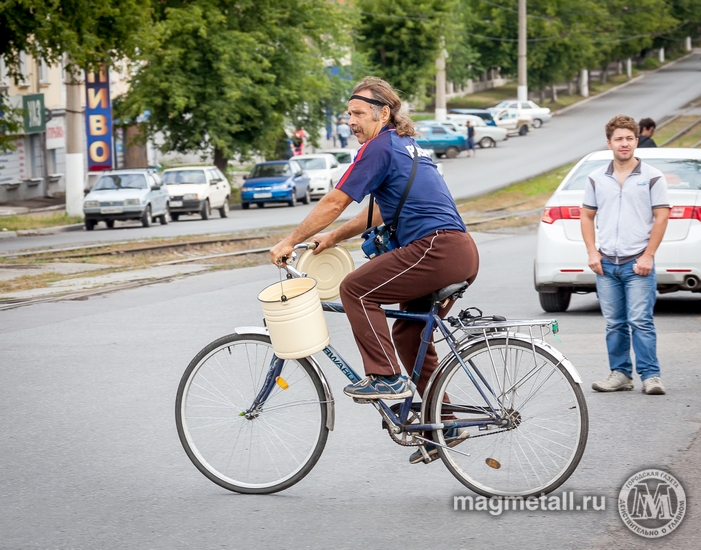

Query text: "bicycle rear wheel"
[429, 338, 588, 497]
[176, 333, 329, 494]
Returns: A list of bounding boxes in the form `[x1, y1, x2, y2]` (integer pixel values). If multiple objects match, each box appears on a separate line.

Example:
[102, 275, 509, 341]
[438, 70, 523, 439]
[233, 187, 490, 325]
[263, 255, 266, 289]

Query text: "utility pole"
[64, 63, 84, 217]
[517, 0, 527, 102]
[435, 39, 447, 121]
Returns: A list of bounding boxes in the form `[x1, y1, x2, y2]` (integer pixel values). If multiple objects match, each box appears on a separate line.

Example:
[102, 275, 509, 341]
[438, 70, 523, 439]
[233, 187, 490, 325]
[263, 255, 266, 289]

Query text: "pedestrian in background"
[582, 114, 670, 395]
[466, 120, 476, 157]
[637, 118, 657, 148]
[292, 127, 306, 155]
[337, 119, 351, 148]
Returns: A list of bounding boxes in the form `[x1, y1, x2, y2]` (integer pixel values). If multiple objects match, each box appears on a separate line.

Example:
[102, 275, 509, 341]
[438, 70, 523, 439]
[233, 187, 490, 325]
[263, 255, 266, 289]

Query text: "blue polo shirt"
[336, 128, 465, 246]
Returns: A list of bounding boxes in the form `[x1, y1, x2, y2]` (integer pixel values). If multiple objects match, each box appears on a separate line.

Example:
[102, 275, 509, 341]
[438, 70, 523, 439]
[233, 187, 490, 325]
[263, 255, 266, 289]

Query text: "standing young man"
[637, 118, 657, 148]
[581, 115, 670, 395]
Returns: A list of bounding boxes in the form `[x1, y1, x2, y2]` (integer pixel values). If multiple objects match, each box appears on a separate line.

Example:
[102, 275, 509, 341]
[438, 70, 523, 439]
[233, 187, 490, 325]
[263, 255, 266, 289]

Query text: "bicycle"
[175, 243, 589, 497]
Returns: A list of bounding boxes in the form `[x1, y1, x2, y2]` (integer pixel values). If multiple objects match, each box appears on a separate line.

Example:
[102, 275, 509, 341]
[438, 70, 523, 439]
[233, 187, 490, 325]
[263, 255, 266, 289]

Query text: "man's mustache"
[350, 125, 362, 133]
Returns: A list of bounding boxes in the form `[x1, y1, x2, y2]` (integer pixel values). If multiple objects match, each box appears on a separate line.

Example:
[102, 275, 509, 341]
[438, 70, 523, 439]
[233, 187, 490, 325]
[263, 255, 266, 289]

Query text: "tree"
[0, 0, 151, 151]
[117, 0, 350, 171]
[355, 0, 460, 98]
[0, 0, 150, 76]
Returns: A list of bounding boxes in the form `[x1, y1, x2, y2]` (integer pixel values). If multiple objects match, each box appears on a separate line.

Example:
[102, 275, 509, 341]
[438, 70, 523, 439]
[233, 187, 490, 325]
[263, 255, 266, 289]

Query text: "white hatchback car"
[162, 166, 231, 221]
[444, 115, 509, 148]
[535, 148, 701, 312]
[293, 154, 345, 199]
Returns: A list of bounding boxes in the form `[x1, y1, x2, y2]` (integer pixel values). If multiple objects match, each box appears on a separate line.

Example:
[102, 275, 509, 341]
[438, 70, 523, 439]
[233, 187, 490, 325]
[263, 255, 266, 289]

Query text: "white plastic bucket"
[258, 277, 330, 359]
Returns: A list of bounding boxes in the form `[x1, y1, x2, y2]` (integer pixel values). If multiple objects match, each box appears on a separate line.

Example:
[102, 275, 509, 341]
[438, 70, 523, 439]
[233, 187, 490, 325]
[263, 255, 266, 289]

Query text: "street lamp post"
[517, 0, 527, 102]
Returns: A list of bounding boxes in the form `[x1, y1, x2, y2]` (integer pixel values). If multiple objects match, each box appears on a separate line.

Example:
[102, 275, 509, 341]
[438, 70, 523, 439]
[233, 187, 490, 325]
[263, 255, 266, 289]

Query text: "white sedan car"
[493, 100, 552, 128]
[535, 148, 701, 312]
[294, 154, 345, 199]
[320, 148, 358, 173]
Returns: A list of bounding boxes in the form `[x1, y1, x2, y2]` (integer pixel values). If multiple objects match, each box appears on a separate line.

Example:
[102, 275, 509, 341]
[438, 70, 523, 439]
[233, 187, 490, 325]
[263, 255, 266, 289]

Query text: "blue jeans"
[596, 258, 660, 380]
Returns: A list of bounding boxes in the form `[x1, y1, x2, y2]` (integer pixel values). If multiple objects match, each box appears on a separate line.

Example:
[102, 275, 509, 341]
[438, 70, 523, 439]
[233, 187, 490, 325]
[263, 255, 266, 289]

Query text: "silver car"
[83, 169, 169, 230]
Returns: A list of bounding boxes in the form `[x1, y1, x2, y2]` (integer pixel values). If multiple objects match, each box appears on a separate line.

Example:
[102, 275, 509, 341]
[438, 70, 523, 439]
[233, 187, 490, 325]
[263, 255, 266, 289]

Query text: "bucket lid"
[296, 246, 354, 301]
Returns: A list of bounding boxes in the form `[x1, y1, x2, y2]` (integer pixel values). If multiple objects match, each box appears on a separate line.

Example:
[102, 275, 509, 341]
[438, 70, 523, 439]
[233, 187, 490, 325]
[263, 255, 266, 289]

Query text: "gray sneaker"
[642, 376, 666, 395]
[592, 371, 634, 392]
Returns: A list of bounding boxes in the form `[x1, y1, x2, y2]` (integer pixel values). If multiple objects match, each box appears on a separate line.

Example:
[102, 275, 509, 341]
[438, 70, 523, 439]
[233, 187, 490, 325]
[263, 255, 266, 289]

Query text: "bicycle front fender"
[420, 332, 583, 425]
[233, 326, 335, 431]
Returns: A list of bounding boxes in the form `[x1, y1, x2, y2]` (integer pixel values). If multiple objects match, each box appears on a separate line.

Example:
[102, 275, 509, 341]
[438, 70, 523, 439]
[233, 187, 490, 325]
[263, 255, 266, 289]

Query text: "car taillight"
[541, 206, 581, 224]
[669, 206, 701, 221]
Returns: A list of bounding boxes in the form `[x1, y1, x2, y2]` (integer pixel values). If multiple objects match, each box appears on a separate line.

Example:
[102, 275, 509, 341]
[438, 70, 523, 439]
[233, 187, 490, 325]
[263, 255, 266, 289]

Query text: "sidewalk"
[0, 195, 67, 217]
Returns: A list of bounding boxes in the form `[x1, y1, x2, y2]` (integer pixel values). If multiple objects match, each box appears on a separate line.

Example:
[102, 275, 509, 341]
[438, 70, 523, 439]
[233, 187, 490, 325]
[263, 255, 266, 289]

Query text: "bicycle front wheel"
[175, 333, 329, 494]
[430, 338, 588, 497]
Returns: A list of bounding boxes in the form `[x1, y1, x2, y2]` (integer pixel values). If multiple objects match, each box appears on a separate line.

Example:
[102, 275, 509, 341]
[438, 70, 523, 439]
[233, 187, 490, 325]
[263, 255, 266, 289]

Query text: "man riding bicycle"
[270, 77, 479, 412]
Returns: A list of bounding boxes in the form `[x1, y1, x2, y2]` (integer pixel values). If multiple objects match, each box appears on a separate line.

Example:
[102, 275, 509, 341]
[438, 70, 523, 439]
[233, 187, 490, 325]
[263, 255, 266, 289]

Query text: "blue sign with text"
[85, 68, 113, 171]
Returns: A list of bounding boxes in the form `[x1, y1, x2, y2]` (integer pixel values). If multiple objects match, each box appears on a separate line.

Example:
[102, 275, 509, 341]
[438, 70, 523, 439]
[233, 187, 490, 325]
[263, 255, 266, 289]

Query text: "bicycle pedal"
[352, 397, 374, 404]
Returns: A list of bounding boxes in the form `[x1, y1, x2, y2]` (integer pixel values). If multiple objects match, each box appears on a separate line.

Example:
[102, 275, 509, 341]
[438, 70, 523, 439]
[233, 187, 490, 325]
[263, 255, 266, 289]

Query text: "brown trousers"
[339, 230, 479, 397]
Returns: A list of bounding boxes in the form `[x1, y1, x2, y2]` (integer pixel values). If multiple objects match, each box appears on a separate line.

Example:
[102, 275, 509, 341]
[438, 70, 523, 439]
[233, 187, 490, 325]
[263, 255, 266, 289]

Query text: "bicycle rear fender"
[420, 333, 583, 424]
[234, 326, 335, 431]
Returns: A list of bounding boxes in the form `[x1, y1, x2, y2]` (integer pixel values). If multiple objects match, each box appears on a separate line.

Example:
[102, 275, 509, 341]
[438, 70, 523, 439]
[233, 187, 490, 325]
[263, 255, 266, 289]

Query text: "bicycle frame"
[247, 298, 508, 436]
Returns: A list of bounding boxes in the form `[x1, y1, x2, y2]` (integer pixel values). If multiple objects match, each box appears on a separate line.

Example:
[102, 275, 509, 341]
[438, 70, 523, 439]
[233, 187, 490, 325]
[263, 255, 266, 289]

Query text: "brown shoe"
[642, 377, 666, 395]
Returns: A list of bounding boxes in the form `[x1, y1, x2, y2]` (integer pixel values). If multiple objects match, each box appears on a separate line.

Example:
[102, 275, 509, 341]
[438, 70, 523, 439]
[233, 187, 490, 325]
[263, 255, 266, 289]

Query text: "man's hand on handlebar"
[270, 239, 295, 266]
[310, 232, 336, 254]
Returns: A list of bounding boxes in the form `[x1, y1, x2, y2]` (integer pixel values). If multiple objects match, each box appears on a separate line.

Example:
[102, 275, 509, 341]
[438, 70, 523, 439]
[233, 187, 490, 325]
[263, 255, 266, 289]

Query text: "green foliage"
[117, 0, 350, 168]
[0, 90, 24, 152]
[0, 0, 151, 77]
[355, 0, 460, 96]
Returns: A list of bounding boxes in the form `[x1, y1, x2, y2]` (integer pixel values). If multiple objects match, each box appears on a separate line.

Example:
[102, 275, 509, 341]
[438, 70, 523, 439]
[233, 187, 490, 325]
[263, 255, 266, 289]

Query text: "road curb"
[554, 50, 698, 117]
[15, 224, 84, 237]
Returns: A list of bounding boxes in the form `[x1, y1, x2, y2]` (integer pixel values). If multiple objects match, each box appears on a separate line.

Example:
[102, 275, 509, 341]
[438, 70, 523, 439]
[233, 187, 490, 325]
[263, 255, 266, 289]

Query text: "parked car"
[241, 160, 311, 208]
[489, 108, 533, 136]
[448, 108, 497, 127]
[162, 166, 231, 220]
[535, 148, 701, 312]
[320, 148, 358, 173]
[83, 169, 169, 230]
[414, 124, 466, 158]
[293, 154, 345, 199]
[493, 100, 552, 128]
[442, 116, 509, 148]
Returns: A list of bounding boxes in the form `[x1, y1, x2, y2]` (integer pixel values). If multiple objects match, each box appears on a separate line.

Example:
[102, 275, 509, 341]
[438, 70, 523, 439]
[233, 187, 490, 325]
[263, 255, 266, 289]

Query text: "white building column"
[578, 69, 589, 98]
[65, 67, 84, 217]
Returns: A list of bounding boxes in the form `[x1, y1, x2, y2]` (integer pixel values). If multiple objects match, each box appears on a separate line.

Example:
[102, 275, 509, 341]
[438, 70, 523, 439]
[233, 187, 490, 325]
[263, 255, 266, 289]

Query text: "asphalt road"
[2, 51, 701, 255]
[1, 229, 699, 549]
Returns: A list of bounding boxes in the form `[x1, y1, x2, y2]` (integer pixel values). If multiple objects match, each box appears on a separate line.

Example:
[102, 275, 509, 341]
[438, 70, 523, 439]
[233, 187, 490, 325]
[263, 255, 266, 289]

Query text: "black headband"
[349, 94, 388, 108]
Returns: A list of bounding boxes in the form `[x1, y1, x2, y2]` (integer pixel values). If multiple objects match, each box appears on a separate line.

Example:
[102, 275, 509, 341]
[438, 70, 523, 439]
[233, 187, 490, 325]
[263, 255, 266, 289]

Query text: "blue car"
[414, 124, 466, 158]
[241, 160, 311, 208]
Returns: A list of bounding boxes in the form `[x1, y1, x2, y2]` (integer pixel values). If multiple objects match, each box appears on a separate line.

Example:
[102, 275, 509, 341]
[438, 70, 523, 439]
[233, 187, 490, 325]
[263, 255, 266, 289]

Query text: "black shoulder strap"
[366, 146, 419, 230]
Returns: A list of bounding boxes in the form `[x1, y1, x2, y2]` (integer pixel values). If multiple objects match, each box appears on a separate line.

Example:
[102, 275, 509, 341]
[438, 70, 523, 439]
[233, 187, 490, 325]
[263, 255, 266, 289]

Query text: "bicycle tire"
[428, 337, 588, 497]
[175, 332, 329, 494]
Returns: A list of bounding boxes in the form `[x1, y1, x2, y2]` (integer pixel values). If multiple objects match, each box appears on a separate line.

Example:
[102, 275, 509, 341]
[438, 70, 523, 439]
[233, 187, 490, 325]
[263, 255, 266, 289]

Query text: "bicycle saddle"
[431, 280, 470, 303]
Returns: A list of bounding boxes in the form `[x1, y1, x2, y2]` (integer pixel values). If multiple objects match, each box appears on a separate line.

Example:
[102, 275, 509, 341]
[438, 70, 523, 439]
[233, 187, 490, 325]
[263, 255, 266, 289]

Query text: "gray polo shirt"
[583, 159, 670, 264]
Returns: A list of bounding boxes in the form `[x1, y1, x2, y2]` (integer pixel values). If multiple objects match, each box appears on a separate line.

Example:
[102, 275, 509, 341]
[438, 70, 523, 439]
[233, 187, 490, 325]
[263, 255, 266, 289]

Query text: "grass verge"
[0, 213, 83, 232]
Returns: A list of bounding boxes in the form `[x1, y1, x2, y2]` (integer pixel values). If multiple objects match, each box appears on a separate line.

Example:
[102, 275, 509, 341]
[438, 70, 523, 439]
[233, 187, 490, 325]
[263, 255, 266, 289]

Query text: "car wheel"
[302, 188, 311, 205]
[533, 118, 543, 129]
[288, 192, 298, 207]
[479, 137, 495, 149]
[171, 213, 180, 221]
[105, 220, 115, 229]
[85, 219, 96, 231]
[538, 289, 572, 313]
[159, 207, 170, 225]
[201, 200, 210, 220]
[241, 202, 250, 210]
[256, 202, 265, 208]
[445, 146, 459, 159]
[141, 205, 152, 228]
[219, 197, 230, 218]
[519, 125, 529, 136]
